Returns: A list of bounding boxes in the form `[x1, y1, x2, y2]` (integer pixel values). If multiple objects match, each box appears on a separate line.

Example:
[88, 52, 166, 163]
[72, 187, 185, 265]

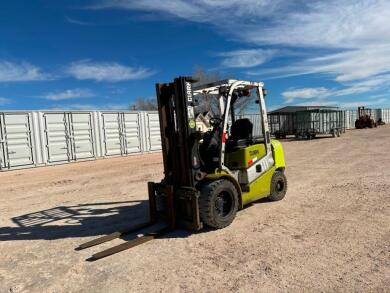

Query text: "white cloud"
[258, 47, 390, 83]
[219, 49, 276, 68]
[0, 61, 48, 82]
[66, 16, 92, 26]
[0, 97, 11, 105]
[97, 0, 390, 88]
[67, 60, 155, 82]
[338, 98, 389, 109]
[293, 97, 389, 109]
[93, 0, 284, 21]
[281, 80, 387, 104]
[39, 89, 95, 101]
[282, 87, 330, 102]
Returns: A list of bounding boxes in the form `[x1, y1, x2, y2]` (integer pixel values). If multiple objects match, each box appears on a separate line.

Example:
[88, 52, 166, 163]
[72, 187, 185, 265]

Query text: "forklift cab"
[193, 80, 271, 176]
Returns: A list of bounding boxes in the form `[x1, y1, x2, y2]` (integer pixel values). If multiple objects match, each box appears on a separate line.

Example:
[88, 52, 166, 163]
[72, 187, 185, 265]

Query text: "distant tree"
[192, 66, 222, 87]
[130, 97, 158, 111]
[192, 66, 228, 115]
[193, 66, 255, 115]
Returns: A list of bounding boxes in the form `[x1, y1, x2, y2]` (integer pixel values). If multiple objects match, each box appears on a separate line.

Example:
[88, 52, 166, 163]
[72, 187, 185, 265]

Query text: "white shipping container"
[379, 109, 390, 123]
[100, 112, 143, 157]
[101, 112, 122, 156]
[144, 112, 162, 151]
[0, 108, 388, 172]
[43, 112, 95, 163]
[0, 112, 36, 170]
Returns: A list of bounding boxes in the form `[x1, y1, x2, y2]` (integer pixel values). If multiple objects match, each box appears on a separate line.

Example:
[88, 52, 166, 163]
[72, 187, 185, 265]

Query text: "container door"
[145, 113, 162, 151]
[2, 113, 35, 168]
[0, 113, 6, 170]
[69, 113, 95, 160]
[384, 109, 390, 123]
[122, 113, 142, 154]
[101, 113, 122, 156]
[44, 113, 71, 163]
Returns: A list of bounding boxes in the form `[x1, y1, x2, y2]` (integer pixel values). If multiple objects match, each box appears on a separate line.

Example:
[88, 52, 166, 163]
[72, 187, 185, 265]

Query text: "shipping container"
[1, 107, 387, 172]
[344, 110, 357, 129]
[43, 112, 95, 163]
[0, 112, 36, 170]
[379, 109, 390, 123]
[100, 112, 143, 157]
[143, 112, 162, 151]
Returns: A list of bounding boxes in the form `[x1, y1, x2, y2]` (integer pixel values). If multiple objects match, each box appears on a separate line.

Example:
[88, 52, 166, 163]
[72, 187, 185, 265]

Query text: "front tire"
[199, 179, 239, 229]
[268, 170, 287, 201]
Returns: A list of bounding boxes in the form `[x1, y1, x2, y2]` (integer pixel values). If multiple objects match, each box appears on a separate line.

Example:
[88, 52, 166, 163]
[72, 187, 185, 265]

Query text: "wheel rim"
[214, 191, 233, 218]
[276, 180, 284, 192]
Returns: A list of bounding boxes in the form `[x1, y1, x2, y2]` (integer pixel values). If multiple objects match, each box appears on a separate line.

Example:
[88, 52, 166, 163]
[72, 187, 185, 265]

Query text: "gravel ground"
[0, 126, 389, 293]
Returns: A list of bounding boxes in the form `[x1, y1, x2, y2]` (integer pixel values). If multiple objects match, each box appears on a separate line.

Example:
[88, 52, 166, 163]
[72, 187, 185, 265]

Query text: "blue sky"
[1, 0, 390, 111]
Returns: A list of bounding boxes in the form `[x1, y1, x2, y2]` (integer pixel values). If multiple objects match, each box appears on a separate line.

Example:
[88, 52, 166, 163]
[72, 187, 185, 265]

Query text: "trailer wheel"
[268, 171, 287, 201]
[199, 179, 239, 229]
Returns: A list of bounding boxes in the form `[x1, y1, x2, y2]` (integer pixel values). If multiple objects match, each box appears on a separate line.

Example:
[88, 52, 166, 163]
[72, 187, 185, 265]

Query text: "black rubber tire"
[268, 171, 288, 201]
[355, 120, 362, 129]
[199, 179, 239, 229]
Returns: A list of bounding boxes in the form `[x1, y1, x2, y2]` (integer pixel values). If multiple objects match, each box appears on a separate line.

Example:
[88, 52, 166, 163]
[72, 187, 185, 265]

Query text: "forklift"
[355, 106, 377, 129]
[77, 77, 287, 260]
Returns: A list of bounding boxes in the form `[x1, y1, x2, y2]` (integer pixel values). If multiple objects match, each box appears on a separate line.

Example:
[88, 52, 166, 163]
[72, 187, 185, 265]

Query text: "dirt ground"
[1, 126, 389, 293]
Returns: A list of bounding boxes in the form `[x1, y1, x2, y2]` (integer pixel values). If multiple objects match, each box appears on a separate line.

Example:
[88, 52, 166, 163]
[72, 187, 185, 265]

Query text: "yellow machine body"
[207, 139, 286, 208]
[225, 144, 266, 169]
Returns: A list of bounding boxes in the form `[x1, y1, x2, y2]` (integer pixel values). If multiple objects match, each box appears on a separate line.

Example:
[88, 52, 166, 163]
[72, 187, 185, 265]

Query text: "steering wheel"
[209, 117, 223, 127]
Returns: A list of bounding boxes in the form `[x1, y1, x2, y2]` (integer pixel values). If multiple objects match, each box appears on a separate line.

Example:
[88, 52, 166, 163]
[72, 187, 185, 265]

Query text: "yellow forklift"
[77, 77, 287, 260]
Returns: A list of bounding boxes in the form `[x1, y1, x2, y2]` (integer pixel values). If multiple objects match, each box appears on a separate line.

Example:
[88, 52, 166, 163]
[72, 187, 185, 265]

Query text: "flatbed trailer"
[268, 109, 345, 139]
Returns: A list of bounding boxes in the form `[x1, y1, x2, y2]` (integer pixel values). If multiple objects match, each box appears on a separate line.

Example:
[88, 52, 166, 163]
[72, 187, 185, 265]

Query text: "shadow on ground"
[0, 196, 274, 242]
[0, 200, 154, 241]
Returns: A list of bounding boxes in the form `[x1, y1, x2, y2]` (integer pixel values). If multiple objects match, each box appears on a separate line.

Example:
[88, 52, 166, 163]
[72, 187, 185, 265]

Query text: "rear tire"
[268, 171, 287, 201]
[355, 120, 361, 129]
[199, 179, 239, 229]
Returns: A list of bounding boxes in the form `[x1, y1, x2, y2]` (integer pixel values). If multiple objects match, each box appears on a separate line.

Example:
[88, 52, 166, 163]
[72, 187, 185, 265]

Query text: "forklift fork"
[76, 182, 176, 261]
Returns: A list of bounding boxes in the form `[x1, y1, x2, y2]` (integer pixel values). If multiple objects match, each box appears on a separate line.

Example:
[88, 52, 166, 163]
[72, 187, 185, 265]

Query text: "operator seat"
[227, 118, 253, 150]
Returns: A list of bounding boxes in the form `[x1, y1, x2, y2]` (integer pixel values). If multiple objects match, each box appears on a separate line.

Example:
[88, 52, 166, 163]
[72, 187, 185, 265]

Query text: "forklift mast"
[155, 76, 201, 187]
[358, 106, 372, 118]
[152, 76, 202, 230]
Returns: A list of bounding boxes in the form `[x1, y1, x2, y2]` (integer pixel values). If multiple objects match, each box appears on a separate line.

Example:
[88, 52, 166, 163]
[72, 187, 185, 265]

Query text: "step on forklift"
[77, 77, 287, 260]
